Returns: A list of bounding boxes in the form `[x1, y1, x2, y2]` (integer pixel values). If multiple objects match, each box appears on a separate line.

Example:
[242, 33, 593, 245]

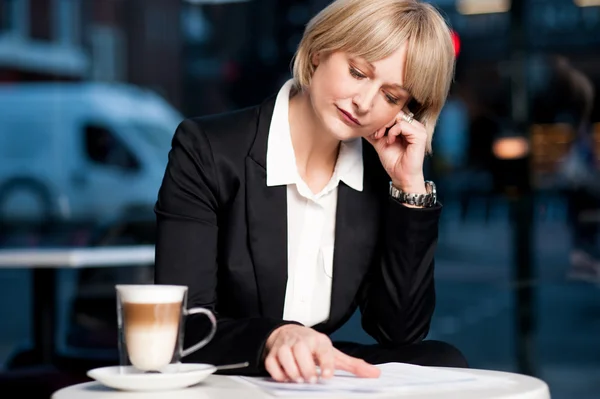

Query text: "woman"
[155, 0, 466, 383]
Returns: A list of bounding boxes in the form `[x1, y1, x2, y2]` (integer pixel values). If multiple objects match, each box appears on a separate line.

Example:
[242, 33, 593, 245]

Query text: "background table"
[52, 368, 551, 399]
[0, 245, 155, 367]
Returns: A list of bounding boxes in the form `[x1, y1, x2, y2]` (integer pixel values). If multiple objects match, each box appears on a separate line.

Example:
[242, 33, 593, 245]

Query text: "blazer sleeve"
[154, 119, 298, 375]
[358, 197, 441, 346]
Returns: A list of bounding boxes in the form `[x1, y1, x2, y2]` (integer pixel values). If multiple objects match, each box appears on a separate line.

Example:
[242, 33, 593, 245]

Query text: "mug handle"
[180, 307, 217, 358]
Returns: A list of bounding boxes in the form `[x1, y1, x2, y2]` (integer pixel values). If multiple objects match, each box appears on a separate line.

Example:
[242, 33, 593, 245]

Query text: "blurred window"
[55, 0, 80, 46]
[129, 122, 173, 155]
[84, 125, 139, 171]
[0, 0, 27, 36]
[29, 0, 51, 40]
[89, 25, 126, 81]
[0, 0, 13, 31]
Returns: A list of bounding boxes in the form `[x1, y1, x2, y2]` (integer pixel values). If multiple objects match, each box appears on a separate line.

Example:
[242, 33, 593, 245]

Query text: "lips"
[337, 107, 361, 126]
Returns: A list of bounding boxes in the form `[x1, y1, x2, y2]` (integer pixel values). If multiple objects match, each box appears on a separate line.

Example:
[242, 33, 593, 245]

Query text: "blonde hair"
[292, 0, 456, 153]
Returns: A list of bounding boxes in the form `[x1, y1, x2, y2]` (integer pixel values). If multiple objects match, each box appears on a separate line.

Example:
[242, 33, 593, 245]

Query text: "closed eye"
[349, 66, 366, 79]
[385, 93, 399, 105]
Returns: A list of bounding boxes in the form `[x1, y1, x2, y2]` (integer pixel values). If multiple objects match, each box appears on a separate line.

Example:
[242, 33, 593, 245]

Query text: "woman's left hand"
[365, 109, 428, 194]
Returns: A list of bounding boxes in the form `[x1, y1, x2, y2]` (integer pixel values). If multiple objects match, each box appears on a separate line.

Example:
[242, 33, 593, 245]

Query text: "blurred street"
[332, 198, 600, 399]
[0, 0, 599, 397]
[435, 200, 600, 399]
[1, 198, 598, 397]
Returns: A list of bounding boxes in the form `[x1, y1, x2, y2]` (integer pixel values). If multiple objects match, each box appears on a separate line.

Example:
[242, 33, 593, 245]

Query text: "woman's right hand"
[264, 324, 381, 383]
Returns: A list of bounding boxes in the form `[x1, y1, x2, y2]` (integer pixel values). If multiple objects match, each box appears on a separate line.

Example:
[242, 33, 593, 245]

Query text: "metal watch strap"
[389, 181, 437, 208]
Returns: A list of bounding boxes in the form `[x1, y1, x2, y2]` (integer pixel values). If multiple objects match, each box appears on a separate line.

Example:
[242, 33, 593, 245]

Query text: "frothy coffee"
[119, 287, 184, 371]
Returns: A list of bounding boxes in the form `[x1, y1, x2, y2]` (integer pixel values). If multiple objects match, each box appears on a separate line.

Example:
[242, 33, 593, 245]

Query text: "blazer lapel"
[245, 99, 382, 325]
[325, 164, 382, 330]
[246, 96, 289, 319]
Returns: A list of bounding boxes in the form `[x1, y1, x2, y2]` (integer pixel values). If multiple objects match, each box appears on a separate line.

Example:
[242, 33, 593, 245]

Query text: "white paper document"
[234, 363, 515, 397]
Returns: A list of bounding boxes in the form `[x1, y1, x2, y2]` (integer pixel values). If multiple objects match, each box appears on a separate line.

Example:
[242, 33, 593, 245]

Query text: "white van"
[0, 82, 183, 226]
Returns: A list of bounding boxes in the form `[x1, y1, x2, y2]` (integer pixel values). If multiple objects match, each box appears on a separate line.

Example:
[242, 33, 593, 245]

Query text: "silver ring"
[402, 112, 414, 124]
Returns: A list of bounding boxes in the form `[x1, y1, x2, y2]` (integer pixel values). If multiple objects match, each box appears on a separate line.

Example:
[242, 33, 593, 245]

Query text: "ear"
[311, 52, 320, 67]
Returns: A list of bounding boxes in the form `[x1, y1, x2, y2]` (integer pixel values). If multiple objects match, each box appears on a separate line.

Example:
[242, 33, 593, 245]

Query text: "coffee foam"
[117, 285, 186, 304]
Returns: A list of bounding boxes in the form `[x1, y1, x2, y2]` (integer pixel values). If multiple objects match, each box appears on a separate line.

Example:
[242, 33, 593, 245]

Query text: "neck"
[288, 88, 340, 182]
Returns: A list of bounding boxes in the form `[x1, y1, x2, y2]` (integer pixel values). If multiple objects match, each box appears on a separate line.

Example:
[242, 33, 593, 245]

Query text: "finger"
[378, 118, 398, 139]
[292, 342, 318, 383]
[313, 337, 335, 380]
[265, 354, 287, 382]
[397, 111, 426, 142]
[277, 345, 303, 383]
[368, 131, 378, 141]
[365, 132, 383, 148]
[400, 109, 413, 121]
[397, 124, 426, 150]
[336, 355, 380, 378]
[386, 123, 403, 145]
[333, 349, 381, 378]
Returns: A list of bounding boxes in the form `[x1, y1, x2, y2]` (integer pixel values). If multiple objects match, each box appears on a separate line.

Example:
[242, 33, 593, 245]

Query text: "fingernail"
[323, 369, 332, 378]
[309, 376, 318, 384]
[296, 378, 304, 384]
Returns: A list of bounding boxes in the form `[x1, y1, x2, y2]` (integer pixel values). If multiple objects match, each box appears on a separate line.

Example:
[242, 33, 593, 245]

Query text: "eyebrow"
[353, 57, 410, 94]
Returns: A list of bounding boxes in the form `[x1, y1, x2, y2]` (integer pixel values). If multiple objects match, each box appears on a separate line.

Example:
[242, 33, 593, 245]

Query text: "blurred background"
[0, 0, 599, 397]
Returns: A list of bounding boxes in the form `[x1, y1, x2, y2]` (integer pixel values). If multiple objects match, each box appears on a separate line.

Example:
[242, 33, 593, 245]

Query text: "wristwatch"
[389, 180, 437, 208]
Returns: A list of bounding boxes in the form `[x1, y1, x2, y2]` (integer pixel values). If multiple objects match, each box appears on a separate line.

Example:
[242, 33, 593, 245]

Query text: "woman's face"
[307, 43, 411, 141]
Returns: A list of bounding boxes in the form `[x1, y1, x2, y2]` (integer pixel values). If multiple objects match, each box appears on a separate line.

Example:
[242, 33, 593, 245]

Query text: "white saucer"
[87, 363, 217, 392]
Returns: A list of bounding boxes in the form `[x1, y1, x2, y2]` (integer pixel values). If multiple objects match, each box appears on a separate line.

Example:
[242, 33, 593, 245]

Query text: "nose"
[352, 85, 378, 114]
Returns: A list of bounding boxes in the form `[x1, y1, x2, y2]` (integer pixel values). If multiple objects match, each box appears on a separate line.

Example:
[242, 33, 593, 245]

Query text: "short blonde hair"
[292, 0, 456, 153]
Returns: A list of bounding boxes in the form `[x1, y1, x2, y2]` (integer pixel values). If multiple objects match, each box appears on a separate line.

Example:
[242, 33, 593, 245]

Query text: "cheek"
[314, 78, 345, 101]
[333, 78, 357, 99]
[313, 65, 355, 100]
[370, 105, 398, 128]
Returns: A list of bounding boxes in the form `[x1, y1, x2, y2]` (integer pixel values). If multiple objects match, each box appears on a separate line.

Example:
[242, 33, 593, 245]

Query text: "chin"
[327, 117, 364, 141]
[337, 131, 363, 142]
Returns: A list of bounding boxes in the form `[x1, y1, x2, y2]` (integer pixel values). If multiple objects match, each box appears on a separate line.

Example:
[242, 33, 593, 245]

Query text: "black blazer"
[154, 95, 442, 376]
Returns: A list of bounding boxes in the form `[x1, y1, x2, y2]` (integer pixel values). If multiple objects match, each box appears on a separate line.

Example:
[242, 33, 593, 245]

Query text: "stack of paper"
[234, 363, 515, 396]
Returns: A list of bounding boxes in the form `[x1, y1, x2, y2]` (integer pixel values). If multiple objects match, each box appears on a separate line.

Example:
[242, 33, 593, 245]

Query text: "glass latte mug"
[116, 285, 217, 373]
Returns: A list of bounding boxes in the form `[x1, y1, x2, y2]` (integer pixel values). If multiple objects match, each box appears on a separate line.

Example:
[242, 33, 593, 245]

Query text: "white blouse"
[266, 79, 364, 326]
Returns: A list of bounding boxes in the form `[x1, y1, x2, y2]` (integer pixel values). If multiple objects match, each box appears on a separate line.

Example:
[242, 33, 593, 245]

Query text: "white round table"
[52, 368, 550, 399]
